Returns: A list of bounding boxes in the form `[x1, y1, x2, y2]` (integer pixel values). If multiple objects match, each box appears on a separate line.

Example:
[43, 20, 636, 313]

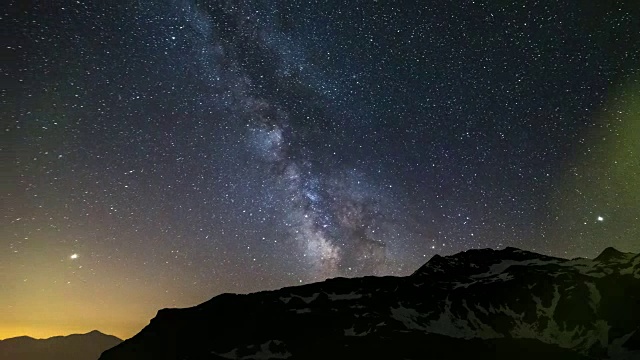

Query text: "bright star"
[70, 253, 79, 259]
[597, 216, 604, 222]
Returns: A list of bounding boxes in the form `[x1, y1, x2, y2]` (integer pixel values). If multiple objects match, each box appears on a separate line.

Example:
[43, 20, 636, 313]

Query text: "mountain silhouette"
[100, 247, 640, 360]
[0, 330, 121, 360]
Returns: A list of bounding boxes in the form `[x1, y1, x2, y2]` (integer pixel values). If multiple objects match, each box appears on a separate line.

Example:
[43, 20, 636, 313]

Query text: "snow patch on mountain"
[452, 281, 473, 289]
[328, 292, 362, 301]
[425, 299, 478, 338]
[215, 340, 291, 360]
[534, 286, 560, 320]
[585, 282, 601, 312]
[280, 293, 319, 304]
[462, 301, 502, 338]
[390, 304, 428, 331]
[344, 326, 370, 336]
[620, 255, 640, 277]
[608, 330, 640, 360]
[471, 259, 558, 279]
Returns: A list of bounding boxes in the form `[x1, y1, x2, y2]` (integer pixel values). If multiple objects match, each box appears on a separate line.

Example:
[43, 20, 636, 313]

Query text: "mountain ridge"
[1, 330, 119, 341]
[100, 247, 640, 360]
[0, 330, 122, 360]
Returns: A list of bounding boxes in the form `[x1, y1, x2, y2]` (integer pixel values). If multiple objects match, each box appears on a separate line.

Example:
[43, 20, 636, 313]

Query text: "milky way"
[3, 0, 639, 339]
[168, 1, 404, 280]
[244, 95, 392, 278]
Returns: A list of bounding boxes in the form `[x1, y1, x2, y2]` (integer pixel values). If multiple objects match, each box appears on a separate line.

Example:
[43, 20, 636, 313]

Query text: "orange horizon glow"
[0, 324, 140, 341]
[1, 235, 218, 343]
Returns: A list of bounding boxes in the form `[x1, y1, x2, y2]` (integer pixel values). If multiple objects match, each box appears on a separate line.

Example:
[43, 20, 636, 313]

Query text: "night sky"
[2, 0, 639, 340]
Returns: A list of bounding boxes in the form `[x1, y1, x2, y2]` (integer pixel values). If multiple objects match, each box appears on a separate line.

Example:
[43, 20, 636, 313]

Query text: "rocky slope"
[0, 330, 122, 360]
[100, 247, 640, 359]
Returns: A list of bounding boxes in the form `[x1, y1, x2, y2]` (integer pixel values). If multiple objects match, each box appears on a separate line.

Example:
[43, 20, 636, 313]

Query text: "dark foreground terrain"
[101, 247, 640, 360]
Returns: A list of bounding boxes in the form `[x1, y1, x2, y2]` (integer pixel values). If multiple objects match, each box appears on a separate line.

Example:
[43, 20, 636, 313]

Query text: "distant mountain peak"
[84, 330, 111, 337]
[595, 246, 626, 262]
[411, 246, 558, 277]
[8, 335, 35, 340]
[0, 330, 122, 360]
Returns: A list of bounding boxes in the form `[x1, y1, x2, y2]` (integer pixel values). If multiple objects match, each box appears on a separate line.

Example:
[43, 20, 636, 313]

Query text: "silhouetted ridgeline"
[0, 330, 121, 360]
[101, 247, 640, 360]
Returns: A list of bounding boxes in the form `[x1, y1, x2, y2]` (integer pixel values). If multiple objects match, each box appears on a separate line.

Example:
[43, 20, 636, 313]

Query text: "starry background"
[2, 0, 639, 340]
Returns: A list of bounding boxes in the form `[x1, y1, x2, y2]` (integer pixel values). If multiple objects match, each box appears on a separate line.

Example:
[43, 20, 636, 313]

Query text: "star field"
[2, 0, 639, 339]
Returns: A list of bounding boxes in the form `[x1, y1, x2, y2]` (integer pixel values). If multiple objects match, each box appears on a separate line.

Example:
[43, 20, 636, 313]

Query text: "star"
[70, 253, 79, 260]
[597, 216, 604, 222]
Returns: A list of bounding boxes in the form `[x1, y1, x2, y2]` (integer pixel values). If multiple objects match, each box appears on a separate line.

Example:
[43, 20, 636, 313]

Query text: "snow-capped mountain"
[99, 247, 640, 360]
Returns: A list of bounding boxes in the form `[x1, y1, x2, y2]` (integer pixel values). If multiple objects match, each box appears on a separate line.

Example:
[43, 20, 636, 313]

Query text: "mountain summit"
[100, 247, 640, 360]
[594, 247, 629, 262]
